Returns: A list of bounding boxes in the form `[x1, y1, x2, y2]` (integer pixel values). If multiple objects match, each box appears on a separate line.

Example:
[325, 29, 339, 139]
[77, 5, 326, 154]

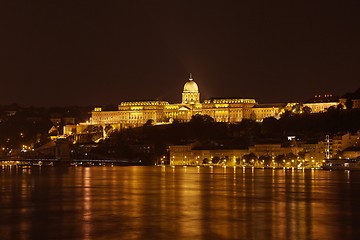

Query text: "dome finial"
[183, 74, 199, 93]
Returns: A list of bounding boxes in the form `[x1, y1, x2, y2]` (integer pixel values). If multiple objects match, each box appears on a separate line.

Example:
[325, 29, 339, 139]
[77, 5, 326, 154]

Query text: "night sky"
[1, 0, 359, 107]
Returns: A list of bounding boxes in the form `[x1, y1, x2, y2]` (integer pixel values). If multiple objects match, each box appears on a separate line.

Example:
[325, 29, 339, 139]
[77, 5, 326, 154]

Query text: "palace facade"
[76, 75, 347, 134]
[90, 75, 261, 127]
[87, 76, 351, 132]
[303, 94, 339, 113]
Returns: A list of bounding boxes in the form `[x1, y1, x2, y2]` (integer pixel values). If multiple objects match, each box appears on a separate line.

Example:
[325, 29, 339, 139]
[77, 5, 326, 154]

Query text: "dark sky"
[0, 0, 359, 107]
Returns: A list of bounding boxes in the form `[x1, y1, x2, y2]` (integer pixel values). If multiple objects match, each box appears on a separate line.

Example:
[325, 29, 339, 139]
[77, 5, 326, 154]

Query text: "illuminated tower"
[182, 74, 200, 105]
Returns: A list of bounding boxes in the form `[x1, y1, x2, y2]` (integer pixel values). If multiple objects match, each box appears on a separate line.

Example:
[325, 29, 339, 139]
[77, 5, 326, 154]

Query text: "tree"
[327, 106, 336, 112]
[242, 153, 257, 163]
[261, 117, 281, 135]
[291, 103, 302, 114]
[281, 110, 293, 118]
[336, 104, 344, 111]
[298, 151, 305, 160]
[250, 111, 257, 121]
[212, 156, 221, 164]
[104, 125, 114, 135]
[190, 114, 214, 123]
[144, 119, 154, 127]
[258, 155, 272, 166]
[275, 154, 286, 164]
[302, 106, 312, 114]
[345, 99, 353, 110]
[285, 152, 297, 160]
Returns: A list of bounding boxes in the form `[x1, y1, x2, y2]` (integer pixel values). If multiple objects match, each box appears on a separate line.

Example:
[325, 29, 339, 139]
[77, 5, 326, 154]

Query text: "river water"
[0, 166, 359, 240]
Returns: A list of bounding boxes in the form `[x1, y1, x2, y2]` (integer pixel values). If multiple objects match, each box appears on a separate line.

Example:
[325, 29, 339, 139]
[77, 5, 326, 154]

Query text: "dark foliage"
[265, 109, 360, 136]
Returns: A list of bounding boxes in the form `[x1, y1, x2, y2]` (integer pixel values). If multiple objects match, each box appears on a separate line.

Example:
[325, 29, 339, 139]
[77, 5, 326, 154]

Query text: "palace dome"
[183, 77, 199, 93]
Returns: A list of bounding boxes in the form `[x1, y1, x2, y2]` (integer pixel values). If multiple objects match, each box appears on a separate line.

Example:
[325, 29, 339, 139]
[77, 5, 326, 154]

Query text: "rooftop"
[341, 88, 360, 100]
[253, 103, 286, 108]
[305, 94, 339, 103]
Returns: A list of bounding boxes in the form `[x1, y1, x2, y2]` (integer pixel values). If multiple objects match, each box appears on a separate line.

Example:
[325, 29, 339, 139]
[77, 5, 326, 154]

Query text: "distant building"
[169, 143, 248, 166]
[169, 141, 303, 166]
[74, 76, 355, 144]
[331, 132, 360, 158]
[342, 146, 360, 159]
[339, 88, 360, 109]
[303, 94, 339, 113]
[201, 98, 256, 122]
[251, 103, 287, 122]
[298, 139, 327, 162]
[90, 75, 257, 127]
[248, 143, 302, 157]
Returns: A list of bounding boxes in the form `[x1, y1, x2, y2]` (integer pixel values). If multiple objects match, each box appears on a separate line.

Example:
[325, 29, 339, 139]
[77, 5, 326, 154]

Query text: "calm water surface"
[1, 166, 360, 240]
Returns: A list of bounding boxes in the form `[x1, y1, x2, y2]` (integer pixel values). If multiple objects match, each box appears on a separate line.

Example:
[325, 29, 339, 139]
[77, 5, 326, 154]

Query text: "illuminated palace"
[89, 75, 277, 128]
[67, 75, 351, 138]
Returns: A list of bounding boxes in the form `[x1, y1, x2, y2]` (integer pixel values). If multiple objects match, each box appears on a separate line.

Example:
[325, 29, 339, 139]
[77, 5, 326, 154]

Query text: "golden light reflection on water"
[82, 167, 91, 240]
[0, 166, 359, 239]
